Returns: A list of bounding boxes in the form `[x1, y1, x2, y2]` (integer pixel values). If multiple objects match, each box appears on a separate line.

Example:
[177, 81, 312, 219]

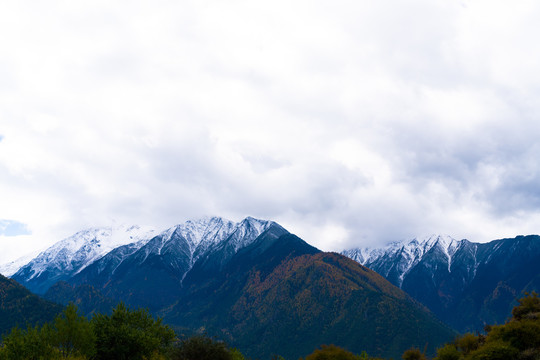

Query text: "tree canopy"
[434, 292, 540, 360]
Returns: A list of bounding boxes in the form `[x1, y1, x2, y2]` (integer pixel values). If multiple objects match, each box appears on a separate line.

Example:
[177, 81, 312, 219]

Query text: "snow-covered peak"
[342, 234, 463, 285]
[376, 234, 460, 259]
[124, 216, 276, 265]
[12, 216, 281, 290]
[240, 216, 271, 235]
[342, 247, 381, 265]
[418, 234, 457, 250]
[410, 235, 460, 265]
[0, 252, 39, 277]
[177, 216, 236, 248]
[16, 224, 157, 280]
[227, 217, 275, 252]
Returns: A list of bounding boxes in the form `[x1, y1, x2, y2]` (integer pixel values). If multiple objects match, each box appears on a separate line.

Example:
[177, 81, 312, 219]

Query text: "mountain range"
[342, 234, 540, 332]
[4, 217, 456, 359]
[4, 218, 538, 358]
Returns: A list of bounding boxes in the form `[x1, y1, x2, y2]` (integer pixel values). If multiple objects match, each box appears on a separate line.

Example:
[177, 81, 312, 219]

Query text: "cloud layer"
[1, 0, 540, 261]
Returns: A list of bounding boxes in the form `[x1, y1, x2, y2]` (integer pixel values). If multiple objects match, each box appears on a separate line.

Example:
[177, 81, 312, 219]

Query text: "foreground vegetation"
[431, 292, 540, 360]
[1, 292, 538, 359]
[0, 301, 252, 360]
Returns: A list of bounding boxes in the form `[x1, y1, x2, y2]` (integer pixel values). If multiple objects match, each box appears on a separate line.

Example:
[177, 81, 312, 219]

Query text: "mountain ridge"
[161, 231, 455, 359]
[342, 234, 540, 332]
[6, 219, 537, 356]
[10, 216, 276, 295]
[9, 217, 457, 359]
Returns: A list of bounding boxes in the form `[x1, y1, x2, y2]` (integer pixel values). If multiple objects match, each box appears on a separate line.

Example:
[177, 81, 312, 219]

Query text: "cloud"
[1, 0, 540, 261]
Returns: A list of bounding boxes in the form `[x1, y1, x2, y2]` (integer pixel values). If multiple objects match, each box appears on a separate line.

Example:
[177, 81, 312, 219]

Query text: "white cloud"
[1, 0, 540, 262]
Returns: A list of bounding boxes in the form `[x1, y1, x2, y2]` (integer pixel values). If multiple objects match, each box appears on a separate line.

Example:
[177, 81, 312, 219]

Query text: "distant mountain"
[0, 274, 62, 336]
[343, 234, 540, 332]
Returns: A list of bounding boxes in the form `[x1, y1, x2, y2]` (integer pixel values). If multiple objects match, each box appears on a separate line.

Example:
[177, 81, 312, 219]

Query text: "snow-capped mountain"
[177, 216, 236, 261]
[7, 218, 539, 336]
[0, 252, 40, 277]
[11, 216, 279, 298]
[343, 235, 462, 287]
[343, 234, 540, 332]
[11, 225, 157, 294]
[40, 221, 455, 360]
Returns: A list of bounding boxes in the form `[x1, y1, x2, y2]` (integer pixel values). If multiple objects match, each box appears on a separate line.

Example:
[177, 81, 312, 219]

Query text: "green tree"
[231, 348, 247, 360]
[467, 340, 518, 360]
[401, 348, 426, 360]
[304, 344, 361, 360]
[169, 334, 233, 360]
[486, 317, 540, 351]
[0, 325, 55, 360]
[434, 344, 461, 360]
[511, 291, 540, 321]
[53, 303, 95, 358]
[455, 333, 482, 356]
[92, 302, 175, 360]
[432, 292, 540, 360]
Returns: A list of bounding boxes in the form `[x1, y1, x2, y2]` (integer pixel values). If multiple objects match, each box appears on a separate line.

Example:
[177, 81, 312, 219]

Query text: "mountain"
[164, 232, 456, 359]
[0, 274, 63, 336]
[17, 216, 456, 359]
[0, 252, 39, 278]
[11, 224, 157, 294]
[50, 217, 277, 311]
[342, 234, 540, 332]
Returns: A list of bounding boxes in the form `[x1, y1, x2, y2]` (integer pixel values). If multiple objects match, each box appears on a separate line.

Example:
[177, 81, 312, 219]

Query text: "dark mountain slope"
[0, 274, 63, 336]
[67, 229, 191, 311]
[449, 235, 540, 330]
[44, 281, 115, 316]
[165, 236, 455, 360]
[344, 234, 540, 332]
[166, 227, 319, 327]
[51, 218, 279, 312]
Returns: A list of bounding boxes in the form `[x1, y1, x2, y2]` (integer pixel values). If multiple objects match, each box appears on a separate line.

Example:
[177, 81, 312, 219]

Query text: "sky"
[1, 0, 540, 263]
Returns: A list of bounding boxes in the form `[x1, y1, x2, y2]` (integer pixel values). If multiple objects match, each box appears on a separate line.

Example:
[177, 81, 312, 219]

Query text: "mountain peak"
[174, 216, 235, 247]
[342, 234, 464, 287]
[10, 216, 282, 295]
[229, 217, 277, 252]
[23, 224, 157, 279]
[409, 234, 460, 261]
[343, 235, 540, 332]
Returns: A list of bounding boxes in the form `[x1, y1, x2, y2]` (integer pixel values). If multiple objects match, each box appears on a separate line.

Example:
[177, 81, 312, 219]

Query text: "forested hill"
[0, 274, 63, 336]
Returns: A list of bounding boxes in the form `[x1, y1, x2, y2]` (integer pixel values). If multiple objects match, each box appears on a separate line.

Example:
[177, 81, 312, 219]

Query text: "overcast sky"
[1, 0, 540, 263]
